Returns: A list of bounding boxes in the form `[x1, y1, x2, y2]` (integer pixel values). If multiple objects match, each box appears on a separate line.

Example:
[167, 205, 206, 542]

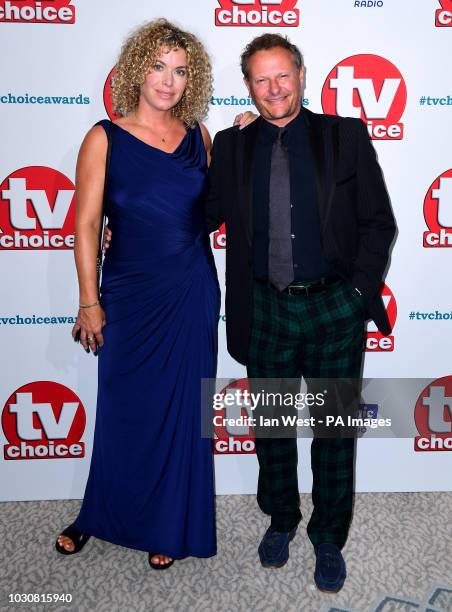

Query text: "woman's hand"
[102, 225, 112, 252]
[233, 111, 258, 130]
[72, 305, 106, 353]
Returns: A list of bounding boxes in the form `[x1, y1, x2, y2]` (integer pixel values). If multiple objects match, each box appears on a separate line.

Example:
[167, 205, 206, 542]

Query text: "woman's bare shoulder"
[78, 123, 109, 157]
[198, 121, 212, 154]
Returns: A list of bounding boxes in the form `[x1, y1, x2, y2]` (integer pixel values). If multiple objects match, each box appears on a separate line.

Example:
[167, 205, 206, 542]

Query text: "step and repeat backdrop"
[0, 0, 451, 501]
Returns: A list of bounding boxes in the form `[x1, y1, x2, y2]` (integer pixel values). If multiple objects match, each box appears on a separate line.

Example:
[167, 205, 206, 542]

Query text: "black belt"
[255, 275, 341, 296]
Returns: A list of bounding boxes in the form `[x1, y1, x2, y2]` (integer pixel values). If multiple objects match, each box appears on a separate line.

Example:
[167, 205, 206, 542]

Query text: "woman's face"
[140, 46, 188, 112]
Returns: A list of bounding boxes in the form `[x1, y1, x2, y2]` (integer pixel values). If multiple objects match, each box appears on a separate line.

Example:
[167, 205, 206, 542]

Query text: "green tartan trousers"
[247, 278, 366, 549]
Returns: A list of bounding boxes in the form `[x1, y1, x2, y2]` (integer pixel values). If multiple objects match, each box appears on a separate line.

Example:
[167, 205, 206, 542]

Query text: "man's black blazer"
[205, 107, 396, 366]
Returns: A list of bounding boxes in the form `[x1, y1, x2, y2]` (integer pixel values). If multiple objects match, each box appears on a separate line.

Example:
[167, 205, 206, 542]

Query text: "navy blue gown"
[73, 120, 219, 559]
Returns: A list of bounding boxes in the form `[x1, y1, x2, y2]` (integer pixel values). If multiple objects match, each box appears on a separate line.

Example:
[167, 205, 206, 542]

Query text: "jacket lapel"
[304, 108, 336, 232]
[238, 117, 261, 247]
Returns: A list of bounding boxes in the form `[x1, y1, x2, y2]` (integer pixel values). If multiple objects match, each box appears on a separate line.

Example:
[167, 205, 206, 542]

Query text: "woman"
[55, 18, 252, 569]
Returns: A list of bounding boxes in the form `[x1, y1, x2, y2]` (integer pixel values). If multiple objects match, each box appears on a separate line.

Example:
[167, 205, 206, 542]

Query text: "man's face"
[244, 47, 304, 126]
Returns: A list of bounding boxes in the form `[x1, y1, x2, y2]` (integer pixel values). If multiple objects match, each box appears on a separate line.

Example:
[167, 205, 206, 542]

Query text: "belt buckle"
[288, 284, 308, 296]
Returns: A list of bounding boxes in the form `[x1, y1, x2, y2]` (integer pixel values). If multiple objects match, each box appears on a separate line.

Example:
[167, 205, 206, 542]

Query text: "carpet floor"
[0, 493, 451, 612]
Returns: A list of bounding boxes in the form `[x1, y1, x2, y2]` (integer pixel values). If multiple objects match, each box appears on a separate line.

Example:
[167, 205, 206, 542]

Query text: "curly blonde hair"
[111, 18, 212, 127]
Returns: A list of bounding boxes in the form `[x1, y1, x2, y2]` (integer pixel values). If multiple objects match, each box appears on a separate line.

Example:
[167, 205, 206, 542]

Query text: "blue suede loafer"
[314, 543, 346, 592]
[258, 526, 297, 568]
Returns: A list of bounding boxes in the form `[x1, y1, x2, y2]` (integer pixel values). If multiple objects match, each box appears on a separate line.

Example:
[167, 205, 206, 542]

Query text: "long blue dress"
[73, 120, 219, 559]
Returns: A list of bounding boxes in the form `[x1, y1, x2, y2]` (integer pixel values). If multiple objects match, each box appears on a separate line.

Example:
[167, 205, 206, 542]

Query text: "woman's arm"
[199, 122, 212, 165]
[72, 125, 108, 352]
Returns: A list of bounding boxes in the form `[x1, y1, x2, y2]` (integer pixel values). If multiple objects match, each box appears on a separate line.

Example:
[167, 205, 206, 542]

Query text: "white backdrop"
[1, 0, 451, 501]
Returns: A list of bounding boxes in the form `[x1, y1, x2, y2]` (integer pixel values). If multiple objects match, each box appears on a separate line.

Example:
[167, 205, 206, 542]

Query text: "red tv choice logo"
[0, 166, 75, 250]
[0, 1, 75, 24]
[103, 67, 120, 122]
[414, 376, 452, 451]
[322, 54, 407, 140]
[436, 0, 452, 26]
[423, 169, 452, 248]
[213, 223, 226, 249]
[2, 381, 86, 460]
[364, 284, 396, 352]
[213, 378, 256, 454]
[215, 0, 299, 27]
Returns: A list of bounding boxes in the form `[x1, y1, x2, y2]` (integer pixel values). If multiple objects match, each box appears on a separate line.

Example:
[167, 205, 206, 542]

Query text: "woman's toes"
[150, 554, 172, 565]
[58, 536, 74, 550]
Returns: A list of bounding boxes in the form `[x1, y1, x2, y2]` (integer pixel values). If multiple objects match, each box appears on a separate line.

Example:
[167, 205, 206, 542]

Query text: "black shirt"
[252, 110, 334, 282]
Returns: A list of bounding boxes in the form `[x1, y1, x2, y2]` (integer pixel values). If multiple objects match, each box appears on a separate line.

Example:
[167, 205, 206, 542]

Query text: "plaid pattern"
[247, 278, 365, 546]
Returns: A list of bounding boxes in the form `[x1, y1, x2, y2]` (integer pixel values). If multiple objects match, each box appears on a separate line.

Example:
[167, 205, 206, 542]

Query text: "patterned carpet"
[0, 493, 451, 612]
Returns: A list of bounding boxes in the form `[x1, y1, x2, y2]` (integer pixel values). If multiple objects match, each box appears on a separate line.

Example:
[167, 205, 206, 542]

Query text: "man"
[205, 33, 395, 592]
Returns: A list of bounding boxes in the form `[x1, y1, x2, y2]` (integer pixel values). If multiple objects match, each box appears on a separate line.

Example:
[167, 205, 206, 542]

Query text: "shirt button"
[291, 234, 295, 239]
[290, 203, 293, 208]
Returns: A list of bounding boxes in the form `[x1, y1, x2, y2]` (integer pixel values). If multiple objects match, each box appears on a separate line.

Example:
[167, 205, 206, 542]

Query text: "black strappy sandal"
[148, 553, 175, 570]
[55, 524, 91, 555]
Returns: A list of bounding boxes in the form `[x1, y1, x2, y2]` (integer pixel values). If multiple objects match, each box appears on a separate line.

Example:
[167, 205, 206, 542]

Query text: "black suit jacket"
[205, 108, 396, 366]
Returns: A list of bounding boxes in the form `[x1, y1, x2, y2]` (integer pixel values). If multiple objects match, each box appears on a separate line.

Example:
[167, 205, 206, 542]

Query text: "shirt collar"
[258, 107, 305, 145]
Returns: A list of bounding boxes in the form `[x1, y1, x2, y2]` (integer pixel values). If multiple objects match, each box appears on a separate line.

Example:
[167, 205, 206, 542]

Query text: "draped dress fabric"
[73, 119, 219, 559]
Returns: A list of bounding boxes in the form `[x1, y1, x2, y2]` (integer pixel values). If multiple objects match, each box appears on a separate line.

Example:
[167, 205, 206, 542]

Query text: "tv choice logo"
[321, 54, 407, 140]
[0, 166, 75, 250]
[103, 67, 120, 122]
[423, 169, 452, 248]
[414, 376, 452, 451]
[215, 0, 299, 27]
[213, 378, 256, 454]
[213, 223, 226, 249]
[0, 1, 75, 24]
[2, 381, 86, 460]
[436, 0, 452, 26]
[365, 284, 396, 352]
